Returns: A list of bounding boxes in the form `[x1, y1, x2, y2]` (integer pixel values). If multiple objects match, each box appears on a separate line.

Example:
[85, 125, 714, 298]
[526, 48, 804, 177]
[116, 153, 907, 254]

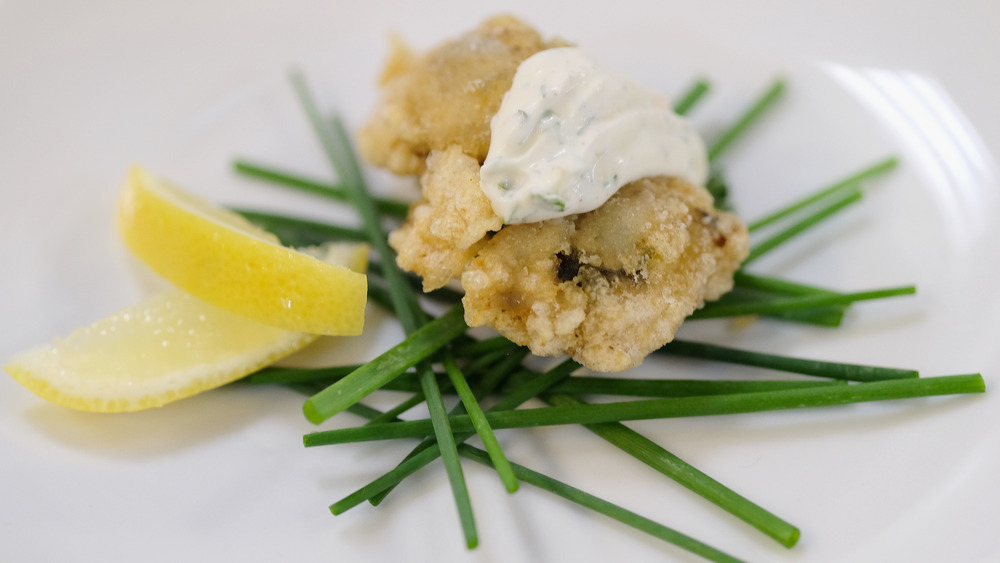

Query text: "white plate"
[2, 2, 999, 562]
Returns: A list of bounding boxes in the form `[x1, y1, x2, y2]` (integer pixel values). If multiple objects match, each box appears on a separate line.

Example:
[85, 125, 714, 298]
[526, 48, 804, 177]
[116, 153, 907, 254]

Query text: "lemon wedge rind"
[117, 167, 368, 336]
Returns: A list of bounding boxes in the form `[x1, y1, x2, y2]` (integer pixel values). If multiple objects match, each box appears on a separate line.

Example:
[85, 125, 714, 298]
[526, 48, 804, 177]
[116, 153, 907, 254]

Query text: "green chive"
[367, 346, 531, 506]
[457, 445, 746, 563]
[289, 71, 425, 331]
[304, 374, 983, 444]
[232, 208, 369, 245]
[314, 385, 745, 562]
[744, 188, 863, 265]
[708, 79, 786, 162]
[546, 393, 800, 548]
[748, 157, 899, 232]
[292, 70, 477, 548]
[330, 359, 580, 514]
[368, 393, 427, 425]
[302, 305, 467, 424]
[534, 376, 847, 397]
[233, 159, 410, 218]
[414, 356, 479, 548]
[250, 364, 360, 386]
[444, 354, 519, 493]
[660, 339, 918, 382]
[733, 271, 838, 296]
[691, 285, 915, 319]
[453, 336, 521, 358]
[729, 273, 848, 326]
[673, 79, 711, 116]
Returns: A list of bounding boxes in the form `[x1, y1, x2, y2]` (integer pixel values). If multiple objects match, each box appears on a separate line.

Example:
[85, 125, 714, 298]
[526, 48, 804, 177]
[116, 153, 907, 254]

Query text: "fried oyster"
[360, 15, 749, 372]
[359, 15, 567, 176]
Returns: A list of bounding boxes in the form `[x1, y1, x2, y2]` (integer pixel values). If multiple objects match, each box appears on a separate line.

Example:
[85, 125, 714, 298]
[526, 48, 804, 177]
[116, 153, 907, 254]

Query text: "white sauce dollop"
[480, 47, 708, 224]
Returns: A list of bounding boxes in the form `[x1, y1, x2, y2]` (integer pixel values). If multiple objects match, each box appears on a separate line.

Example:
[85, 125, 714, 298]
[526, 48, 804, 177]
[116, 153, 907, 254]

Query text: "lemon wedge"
[4, 242, 368, 412]
[117, 166, 367, 335]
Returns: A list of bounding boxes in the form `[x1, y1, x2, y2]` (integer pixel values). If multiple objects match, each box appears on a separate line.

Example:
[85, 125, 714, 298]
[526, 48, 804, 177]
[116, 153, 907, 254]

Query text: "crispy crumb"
[363, 16, 749, 372]
[359, 15, 567, 174]
[388, 146, 502, 290]
[461, 177, 748, 371]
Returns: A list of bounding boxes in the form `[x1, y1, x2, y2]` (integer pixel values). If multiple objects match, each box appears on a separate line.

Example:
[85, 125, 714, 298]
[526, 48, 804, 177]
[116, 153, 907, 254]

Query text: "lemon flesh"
[117, 167, 368, 335]
[4, 242, 369, 413]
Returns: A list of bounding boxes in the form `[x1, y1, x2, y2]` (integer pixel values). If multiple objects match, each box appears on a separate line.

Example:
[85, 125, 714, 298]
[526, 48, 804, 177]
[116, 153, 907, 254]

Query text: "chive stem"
[302, 305, 467, 424]
[708, 79, 786, 162]
[660, 339, 918, 382]
[232, 208, 369, 245]
[322, 389, 746, 562]
[291, 70, 479, 548]
[743, 188, 863, 265]
[304, 374, 984, 445]
[537, 377, 847, 397]
[329, 360, 580, 514]
[368, 393, 426, 425]
[673, 79, 711, 116]
[545, 393, 800, 548]
[289, 71, 424, 331]
[453, 336, 520, 358]
[733, 271, 838, 296]
[457, 445, 746, 563]
[250, 364, 360, 386]
[444, 354, 519, 493]
[233, 159, 410, 218]
[415, 357, 479, 548]
[727, 273, 847, 326]
[367, 346, 532, 506]
[260, 368, 847, 398]
[691, 285, 915, 319]
[748, 157, 899, 232]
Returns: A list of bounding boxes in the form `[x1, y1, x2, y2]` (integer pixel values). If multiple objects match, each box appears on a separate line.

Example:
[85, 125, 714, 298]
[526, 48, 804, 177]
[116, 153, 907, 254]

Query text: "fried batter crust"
[388, 146, 503, 290]
[363, 15, 750, 372]
[461, 177, 747, 372]
[358, 15, 565, 175]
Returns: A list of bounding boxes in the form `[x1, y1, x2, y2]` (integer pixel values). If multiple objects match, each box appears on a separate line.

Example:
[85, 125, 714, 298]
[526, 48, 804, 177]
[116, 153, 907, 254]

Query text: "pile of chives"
[230, 73, 985, 563]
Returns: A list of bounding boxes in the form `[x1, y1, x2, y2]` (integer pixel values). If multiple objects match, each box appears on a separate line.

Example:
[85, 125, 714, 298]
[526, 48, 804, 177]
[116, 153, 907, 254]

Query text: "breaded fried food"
[359, 15, 566, 175]
[388, 145, 502, 290]
[462, 177, 747, 372]
[361, 15, 750, 372]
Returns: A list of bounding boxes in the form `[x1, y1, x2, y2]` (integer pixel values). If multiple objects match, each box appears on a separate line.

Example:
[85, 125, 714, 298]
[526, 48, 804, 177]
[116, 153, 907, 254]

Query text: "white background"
[2, 1, 999, 561]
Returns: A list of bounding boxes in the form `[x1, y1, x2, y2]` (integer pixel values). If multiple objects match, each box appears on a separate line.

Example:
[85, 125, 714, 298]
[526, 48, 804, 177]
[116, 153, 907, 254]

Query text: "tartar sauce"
[480, 47, 708, 224]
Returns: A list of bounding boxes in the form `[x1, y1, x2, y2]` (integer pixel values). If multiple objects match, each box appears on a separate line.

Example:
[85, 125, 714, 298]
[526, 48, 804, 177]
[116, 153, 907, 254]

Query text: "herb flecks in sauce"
[480, 47, 708, 224]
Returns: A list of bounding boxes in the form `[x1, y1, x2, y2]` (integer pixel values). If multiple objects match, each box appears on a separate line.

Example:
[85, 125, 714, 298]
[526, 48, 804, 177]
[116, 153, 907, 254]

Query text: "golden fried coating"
[358, 15, 566, 174]
[363, 16, 750, 372]
[461, 177, 747, 372]
[388, 145, 502, 290]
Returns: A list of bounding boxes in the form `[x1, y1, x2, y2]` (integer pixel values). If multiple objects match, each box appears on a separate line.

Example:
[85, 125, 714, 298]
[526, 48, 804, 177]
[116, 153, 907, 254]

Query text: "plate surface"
[2, 1, 999, 562]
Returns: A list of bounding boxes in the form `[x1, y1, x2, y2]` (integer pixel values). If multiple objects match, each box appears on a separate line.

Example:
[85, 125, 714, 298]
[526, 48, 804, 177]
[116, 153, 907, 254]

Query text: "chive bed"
[288, 383, 747, 563]
[329, 359, 582, 515]
[254, 365, 848, 397]
[302, 304, 467, 424]
[291, 71, 481, 548]
[545, 393, 800, 548]
[230, 70, 985, 561]
[303, 374, 985, 445]
[365, 345, 531, 506]
[457, 444, 747, 563]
